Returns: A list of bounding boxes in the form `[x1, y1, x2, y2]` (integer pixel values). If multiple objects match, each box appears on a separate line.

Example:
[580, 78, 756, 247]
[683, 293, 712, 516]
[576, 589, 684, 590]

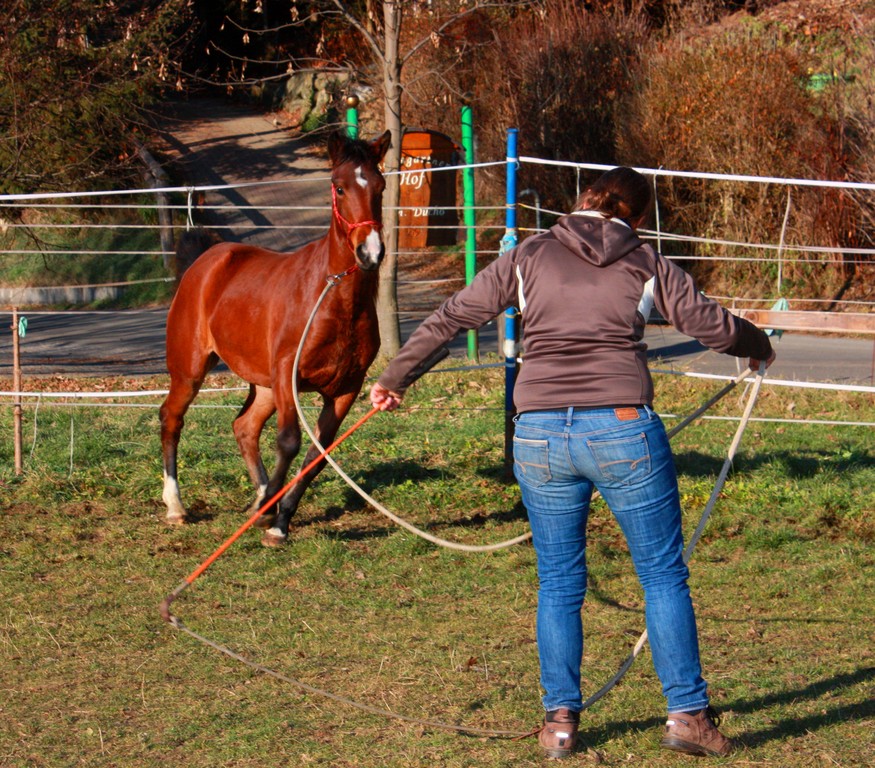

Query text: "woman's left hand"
[749, 349, 777, 371]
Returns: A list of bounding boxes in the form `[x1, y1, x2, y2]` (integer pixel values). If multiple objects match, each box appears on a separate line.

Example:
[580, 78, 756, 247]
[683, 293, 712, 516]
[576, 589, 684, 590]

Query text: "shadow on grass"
[585, 666, 875, 750]
[303, 458, 528, 540]
[673, 447, 874, 480]
[731, 666, 875, 749]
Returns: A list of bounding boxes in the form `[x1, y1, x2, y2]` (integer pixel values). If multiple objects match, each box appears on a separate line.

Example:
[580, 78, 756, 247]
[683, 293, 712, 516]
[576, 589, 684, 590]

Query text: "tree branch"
[402, 0, 532, 66]
[329, 0, 386, 64]
[204, 39, 346, 72]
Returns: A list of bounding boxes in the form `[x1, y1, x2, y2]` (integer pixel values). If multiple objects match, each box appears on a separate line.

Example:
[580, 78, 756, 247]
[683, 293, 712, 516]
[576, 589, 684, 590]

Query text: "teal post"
[345, 96, 359, 139]
[461, 104, 477, 360]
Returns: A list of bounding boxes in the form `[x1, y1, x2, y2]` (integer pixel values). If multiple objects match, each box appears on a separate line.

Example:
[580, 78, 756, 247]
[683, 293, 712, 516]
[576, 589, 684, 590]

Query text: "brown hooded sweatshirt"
[378, 212, 772, 413]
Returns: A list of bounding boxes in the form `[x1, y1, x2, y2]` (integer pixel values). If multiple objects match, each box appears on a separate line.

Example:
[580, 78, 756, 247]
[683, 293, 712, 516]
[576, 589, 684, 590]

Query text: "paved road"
[1, 96, 872, 387]
[1, 307, 873, 386]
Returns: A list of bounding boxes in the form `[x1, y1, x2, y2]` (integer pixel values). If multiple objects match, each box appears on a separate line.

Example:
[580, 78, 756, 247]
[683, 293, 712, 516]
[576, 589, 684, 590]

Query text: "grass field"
[1, 361, 873, 767]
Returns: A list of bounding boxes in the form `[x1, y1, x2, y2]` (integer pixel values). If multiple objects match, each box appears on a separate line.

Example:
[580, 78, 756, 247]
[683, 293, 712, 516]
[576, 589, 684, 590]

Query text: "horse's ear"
[371, 130, 392, 163]
[327, 131, 347, 165]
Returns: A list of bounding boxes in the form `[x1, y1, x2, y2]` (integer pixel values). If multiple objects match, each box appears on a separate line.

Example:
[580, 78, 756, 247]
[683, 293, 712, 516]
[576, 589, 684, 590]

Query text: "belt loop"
[566, 406, 574, 427]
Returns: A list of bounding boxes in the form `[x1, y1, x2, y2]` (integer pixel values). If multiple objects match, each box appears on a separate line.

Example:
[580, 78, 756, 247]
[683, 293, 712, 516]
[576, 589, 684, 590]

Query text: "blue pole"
[504, 307, 519, 410]
[502, 128, 520, 478]
[504, 129, 519, 239]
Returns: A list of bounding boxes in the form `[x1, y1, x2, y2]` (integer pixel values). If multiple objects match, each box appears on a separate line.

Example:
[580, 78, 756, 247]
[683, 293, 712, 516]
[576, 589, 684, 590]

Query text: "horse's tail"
[174, 227, 223, 280]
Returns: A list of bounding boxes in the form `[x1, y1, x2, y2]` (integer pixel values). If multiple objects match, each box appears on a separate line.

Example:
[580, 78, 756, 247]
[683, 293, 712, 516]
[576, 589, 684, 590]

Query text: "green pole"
[461, 104, 477, 360]
[345, 96, 359, 139]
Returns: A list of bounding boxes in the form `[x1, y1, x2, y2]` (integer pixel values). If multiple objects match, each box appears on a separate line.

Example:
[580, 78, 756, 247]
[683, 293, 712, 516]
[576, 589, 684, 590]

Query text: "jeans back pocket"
[513, 436, 552, 487]
[586, 432, 651, 485]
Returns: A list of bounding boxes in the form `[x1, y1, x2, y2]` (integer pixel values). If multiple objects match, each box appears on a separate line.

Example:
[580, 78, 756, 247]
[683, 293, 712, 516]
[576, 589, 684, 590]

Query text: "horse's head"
[328, 130, 392, 271]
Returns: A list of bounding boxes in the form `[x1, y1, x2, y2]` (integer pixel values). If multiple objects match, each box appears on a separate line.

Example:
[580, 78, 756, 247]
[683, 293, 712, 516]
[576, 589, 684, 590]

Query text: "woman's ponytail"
[574, 167, 652, 227]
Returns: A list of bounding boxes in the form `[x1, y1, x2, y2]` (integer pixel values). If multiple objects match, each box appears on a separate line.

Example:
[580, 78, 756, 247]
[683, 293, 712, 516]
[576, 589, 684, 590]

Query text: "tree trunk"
[377, 0, 403, 357]
[136, 143, 175, 270]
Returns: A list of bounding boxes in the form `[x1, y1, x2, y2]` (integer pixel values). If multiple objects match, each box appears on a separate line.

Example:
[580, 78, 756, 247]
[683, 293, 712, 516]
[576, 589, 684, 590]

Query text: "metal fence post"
[461, 104, 478, 360]
[502, 129, 520, 478]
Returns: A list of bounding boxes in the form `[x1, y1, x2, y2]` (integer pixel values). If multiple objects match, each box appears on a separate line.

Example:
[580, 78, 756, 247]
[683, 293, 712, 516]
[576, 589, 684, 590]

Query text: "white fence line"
[650, 368, 875, 394]
[519, 156, 875, 192]
[2, 159, 872, 303]
[2, 368, 873, 400]
[2, 397, 873, 429]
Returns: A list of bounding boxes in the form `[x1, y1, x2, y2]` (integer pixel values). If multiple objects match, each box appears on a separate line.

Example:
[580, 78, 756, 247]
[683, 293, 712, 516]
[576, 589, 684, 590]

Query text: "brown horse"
[160, 130, 391, 546]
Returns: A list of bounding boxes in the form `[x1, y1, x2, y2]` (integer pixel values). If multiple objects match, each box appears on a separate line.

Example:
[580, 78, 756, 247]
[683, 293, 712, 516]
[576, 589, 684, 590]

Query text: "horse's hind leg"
[159, 352, 218, 524]
[233, 384, 276, 526]
[159, 378, 199, 524]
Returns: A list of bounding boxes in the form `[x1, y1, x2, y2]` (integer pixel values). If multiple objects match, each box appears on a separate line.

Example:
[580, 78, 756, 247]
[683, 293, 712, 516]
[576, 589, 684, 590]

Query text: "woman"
[370, 167, 774, 759]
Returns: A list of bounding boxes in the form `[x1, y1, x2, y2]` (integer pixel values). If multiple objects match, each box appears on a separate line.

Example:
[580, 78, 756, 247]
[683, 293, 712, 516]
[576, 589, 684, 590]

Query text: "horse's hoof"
[261, 529, 288, 548]
[165, 513, 187, 526]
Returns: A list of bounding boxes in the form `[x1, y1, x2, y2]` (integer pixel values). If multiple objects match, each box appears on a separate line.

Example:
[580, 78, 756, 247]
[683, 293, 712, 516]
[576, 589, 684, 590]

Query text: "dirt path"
[153, 95, 453, 318]
[154, 96, 332, 253]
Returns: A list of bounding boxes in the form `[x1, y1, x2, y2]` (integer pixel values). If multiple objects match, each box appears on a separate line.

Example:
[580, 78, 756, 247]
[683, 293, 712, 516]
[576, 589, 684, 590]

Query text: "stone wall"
[0, 285, 122, 306]
[256, 71, 351, 130]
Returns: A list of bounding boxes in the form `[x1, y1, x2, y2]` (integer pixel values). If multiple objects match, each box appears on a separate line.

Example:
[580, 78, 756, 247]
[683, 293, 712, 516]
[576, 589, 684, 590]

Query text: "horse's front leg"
[254, 399, 303, 542]
[262, 391, 358, 547]
[232, 384, 277, 526]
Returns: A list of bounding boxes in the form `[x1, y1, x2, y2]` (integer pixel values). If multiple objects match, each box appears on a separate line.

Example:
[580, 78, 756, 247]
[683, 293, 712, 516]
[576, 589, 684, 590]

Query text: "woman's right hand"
[370, 382, 404, 412]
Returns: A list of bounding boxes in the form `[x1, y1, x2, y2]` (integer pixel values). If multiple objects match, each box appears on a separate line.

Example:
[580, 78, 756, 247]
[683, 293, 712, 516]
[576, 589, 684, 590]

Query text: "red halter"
[331, 184, 382, 253]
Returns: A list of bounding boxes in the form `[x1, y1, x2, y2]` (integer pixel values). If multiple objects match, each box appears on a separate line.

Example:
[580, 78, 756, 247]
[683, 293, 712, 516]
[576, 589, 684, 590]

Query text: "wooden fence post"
[11, 308, 22, 475]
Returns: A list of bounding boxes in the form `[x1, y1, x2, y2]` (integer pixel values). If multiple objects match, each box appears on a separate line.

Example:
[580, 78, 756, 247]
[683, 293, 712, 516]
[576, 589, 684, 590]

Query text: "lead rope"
[162, 271, 767, 737]
[291, 292, 767, 718]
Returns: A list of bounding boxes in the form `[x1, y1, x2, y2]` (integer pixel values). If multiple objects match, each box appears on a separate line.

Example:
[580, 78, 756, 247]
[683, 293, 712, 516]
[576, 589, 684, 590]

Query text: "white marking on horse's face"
[355, 166, 368, 189]
[358, 227, 384, 269]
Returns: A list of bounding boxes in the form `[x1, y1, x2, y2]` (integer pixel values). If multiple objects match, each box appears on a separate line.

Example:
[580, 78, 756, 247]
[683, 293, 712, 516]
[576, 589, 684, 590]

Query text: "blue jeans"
[513, 406, 709, 714]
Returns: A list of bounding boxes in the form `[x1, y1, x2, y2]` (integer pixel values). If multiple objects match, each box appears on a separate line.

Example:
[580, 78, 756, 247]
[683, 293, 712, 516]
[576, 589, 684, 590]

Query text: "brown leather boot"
[661, 706, 735, 756]
[539, 708, 580, 759]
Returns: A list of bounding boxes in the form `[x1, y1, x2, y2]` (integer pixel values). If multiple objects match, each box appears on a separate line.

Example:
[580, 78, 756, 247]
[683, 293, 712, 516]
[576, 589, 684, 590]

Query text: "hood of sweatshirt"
[550, 211, 645, 267]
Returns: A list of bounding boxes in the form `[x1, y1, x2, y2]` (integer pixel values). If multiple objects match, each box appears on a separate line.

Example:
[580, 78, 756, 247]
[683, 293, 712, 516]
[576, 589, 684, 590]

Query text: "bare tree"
[334, 1, 532, 354]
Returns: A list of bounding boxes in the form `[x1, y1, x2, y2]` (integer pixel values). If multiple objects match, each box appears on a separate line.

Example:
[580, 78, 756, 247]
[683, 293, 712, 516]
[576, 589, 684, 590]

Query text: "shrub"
[616, 25, 858, 301]
[826, 15, 875, 302]
[473, 2, 650, 219]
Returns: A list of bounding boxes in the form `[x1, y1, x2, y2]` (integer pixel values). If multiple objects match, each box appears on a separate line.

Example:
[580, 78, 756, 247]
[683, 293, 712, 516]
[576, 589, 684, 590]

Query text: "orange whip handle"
[160, 406, 379, 623]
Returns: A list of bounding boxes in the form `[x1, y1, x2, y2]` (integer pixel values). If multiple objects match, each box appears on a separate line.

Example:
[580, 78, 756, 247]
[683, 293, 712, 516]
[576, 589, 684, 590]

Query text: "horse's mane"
[335, 135, 379, 167]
